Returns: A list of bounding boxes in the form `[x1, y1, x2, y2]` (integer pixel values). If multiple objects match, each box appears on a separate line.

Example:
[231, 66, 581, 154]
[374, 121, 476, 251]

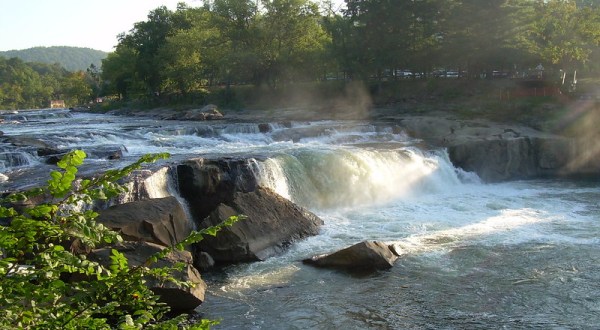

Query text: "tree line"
[100, 0, 600, 102]
[2, 0, 599, 109]
[0, 57, 100, 110]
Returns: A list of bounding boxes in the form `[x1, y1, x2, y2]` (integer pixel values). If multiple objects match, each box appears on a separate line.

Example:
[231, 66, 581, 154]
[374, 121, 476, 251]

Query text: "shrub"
[0, 151, 238, 329]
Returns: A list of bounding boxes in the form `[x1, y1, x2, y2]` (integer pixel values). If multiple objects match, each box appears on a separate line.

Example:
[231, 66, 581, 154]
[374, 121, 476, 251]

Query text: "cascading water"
[1, 109, 599, 328]
[254, 147, 466, 209]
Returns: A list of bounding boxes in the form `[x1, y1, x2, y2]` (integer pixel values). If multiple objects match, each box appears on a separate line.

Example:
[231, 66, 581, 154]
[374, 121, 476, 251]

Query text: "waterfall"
[254, 146, 472, 209]
[0, 151, 39, 170]
[117, 166, 196, 228]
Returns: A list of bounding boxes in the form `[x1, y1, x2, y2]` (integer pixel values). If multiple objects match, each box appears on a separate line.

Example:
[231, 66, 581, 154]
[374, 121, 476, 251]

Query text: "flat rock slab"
[97, 196, 192, 247]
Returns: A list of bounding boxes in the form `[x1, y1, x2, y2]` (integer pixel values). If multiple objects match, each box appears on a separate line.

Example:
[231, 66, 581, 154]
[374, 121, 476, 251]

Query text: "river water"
[1, 109, 599, 329]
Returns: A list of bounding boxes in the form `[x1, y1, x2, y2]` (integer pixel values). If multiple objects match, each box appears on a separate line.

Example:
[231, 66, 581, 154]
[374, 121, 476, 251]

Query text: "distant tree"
[62, 71, 92, 106]
[0, 57, 49, 109]
[86, 63, 102, 99]
[524, 0, 600, 74]
[440, 0, 525, 78]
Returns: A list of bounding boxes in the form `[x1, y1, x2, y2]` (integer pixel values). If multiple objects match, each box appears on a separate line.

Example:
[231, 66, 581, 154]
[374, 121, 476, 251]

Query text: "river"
[1, 109, 599, 329]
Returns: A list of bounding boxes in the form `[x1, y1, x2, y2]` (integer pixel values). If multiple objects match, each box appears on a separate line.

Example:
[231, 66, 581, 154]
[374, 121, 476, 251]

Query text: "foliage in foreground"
[0, 150, 238, 329]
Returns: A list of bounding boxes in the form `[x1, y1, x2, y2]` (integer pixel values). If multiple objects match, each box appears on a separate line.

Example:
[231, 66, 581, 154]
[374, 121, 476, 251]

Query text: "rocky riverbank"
[3, 103, 599, 311]
[101, 102, 600, 182]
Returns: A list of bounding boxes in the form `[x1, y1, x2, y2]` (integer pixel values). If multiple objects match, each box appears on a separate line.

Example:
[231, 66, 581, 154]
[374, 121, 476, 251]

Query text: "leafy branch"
[0, 150, 238, 329]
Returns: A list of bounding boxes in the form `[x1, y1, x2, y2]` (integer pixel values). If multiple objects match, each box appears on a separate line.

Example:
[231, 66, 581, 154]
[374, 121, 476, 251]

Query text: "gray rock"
[2, 135, 54, 149]
[303, 241, 398, 271]
[88, 241, 206, 311]
[396, 115, 581, 181]
[258, 123, 271, 133]
[176, 158, 260, 222]
[194, 251, 215, 271]
[96, 197, 192, 247]
[447, 136, 575, 182]
[197, 187, 323, 262]
[182, 104, 223, 121]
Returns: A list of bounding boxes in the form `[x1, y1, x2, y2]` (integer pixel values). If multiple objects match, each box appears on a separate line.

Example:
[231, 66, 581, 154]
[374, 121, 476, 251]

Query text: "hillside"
[0, 46, 107, 72]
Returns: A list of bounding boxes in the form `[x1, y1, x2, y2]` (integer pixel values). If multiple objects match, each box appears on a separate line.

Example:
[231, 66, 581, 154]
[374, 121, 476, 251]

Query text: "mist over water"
[2, 110, 600, 328]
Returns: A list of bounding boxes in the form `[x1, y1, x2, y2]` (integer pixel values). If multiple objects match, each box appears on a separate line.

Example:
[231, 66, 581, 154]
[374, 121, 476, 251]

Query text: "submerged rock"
[43, 145, 125, 164]
[197, 187, 323, 262]
[88, 241, 206, 311]
[96, 196, 192, 247]
[2, 135, 54, 149]
[303, 241, 398, 271]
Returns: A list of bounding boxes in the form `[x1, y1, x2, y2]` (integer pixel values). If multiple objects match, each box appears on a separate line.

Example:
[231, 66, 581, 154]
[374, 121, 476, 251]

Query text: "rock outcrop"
[88, 241, 206, 311]
[446, 136, 576, 182]
[197, 187, 322, 262]
[303, 241, 399, 271]
[176, 158, 260, 221]
[176, 158, 323, 262]
[397, 116, 578, 182]
[96, 196, 192, 247]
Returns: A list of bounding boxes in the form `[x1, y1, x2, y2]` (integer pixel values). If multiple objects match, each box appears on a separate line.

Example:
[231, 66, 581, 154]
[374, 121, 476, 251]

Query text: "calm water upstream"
[1, 109, 599, 329]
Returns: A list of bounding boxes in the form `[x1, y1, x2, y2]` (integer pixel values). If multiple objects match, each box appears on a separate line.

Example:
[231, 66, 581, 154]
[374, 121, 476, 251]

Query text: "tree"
[101, 45, 139, 100]
[62, 71, 92, 106]
[260, 0, 331, 87]
[116, 5, 196, 96]
[525, 1, 600, 71]
[0, 57, 49, 109]
[209, 0, 261, 86]
[440, 0, 530, 78]
[157, 7, 220, 96]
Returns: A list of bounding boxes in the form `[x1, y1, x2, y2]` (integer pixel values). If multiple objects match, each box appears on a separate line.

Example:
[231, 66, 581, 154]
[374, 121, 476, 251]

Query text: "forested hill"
[0, 46, 107, 72]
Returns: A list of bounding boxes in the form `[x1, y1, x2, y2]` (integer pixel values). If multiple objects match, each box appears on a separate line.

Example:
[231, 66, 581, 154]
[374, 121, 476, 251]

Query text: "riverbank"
[92, 78, 600, 135]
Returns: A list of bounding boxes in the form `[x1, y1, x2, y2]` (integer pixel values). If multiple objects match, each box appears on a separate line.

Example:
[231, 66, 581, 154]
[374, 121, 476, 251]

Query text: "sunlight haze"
[0, 0, 346, 52]
[0, 0, 197, 52]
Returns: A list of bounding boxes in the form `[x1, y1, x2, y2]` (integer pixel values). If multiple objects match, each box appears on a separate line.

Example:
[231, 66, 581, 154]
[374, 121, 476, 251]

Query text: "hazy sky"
[0, 0, 346, 53]
[0, 0, 197, 52]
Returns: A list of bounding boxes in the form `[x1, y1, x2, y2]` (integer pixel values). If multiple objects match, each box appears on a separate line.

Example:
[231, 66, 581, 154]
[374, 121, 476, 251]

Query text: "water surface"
[1, 109, 598, 329]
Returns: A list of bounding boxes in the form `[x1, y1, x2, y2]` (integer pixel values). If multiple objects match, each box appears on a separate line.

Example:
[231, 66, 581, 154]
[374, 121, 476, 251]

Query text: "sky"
[0, 0, 197, 52]
[0, 0, 346, 53]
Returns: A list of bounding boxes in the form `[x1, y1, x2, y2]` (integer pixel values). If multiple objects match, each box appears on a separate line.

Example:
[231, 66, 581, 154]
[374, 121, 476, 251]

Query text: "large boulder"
[197, 187, 323, 262]
[303, 241, 399, 271]
[176, 158, 259, 222]
[88, 241, 206, 311]
[96, 197, 192, 247]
